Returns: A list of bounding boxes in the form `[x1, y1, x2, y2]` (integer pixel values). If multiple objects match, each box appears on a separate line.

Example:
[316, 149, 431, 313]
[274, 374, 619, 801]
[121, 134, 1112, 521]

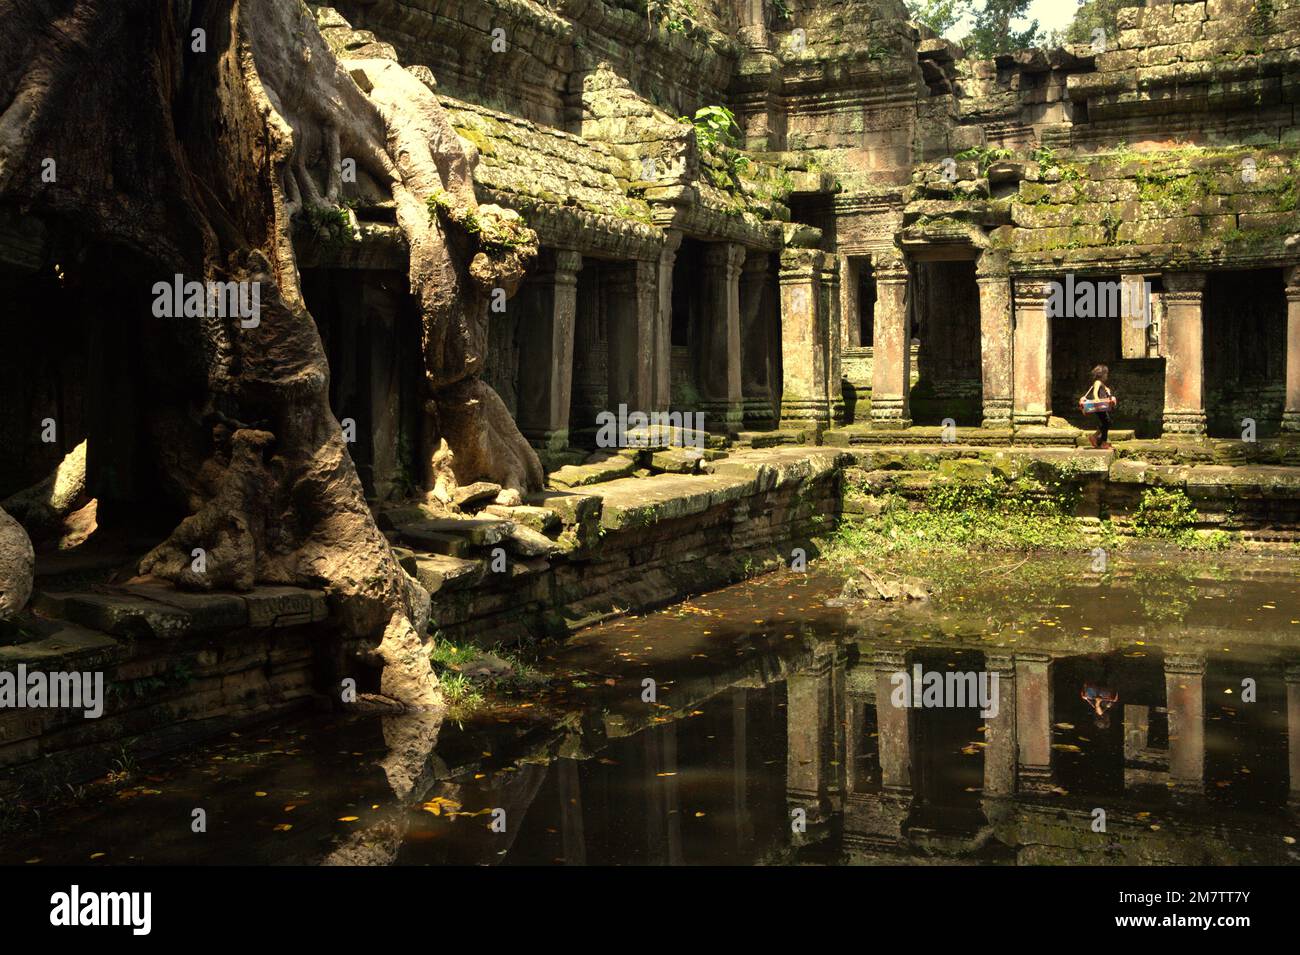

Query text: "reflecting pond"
[5, 551, 1300, 865]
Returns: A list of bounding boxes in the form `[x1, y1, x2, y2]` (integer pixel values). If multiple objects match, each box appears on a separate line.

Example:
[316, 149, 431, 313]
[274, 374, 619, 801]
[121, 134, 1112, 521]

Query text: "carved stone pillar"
[821, 255, 845, 424]
[976, 258, 1013, 429]
[1161, 271, 1208, 436]
[1012, 278, 1051, 427]
[778, 248, 832, 429]
[605, 258, 657, 415]
[870, 261, 911, 428]
[1284, 267, 1300, 433]
[698, 242, 745, 432]
[517, 249, 581, 451]
[655, 231, 683, 412]
[740, 251, 776, 428]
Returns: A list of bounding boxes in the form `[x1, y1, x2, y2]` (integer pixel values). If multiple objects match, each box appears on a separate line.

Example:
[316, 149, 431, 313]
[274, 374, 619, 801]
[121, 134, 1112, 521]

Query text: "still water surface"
[6, 553, 1300, 865]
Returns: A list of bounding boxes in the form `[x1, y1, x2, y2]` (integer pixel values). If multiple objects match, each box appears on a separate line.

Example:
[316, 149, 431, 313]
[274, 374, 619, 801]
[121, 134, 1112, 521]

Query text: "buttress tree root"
[0, 0, 535, 710]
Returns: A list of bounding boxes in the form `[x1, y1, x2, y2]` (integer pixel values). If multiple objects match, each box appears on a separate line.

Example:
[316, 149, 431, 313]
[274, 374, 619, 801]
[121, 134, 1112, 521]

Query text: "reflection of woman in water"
[1080, 682, 1119, 729]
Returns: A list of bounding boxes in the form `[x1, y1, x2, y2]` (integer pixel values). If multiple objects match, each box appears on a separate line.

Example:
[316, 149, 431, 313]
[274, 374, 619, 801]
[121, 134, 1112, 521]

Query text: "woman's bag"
[1078, 395, 1117, 415]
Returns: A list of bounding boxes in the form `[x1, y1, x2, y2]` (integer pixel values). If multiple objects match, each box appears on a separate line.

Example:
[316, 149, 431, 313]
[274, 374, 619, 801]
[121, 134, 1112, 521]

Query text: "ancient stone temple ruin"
[3, 0, 1300, 797]
[282, 0, 1300, 484]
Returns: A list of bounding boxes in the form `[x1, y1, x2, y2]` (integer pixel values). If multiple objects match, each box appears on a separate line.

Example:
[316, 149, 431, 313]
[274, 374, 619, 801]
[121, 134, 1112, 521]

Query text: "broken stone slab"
[411, 554, 484, 594]
[648, 447, 705, 474]
[505, 523, 561, 558]
[118, 579, 249, 631]
[398, 518, 512, 553]
[589, 470, 759, 531]
[548, 454, 640, 489]
[483, 504, 560, 534]
[34, 590, 195, 640]
[452, 481, 502, 510]
[523, 490, 602, 528]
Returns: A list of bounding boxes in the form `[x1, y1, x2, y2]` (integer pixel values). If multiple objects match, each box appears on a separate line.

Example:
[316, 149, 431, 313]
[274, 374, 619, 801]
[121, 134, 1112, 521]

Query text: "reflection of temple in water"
[413, 622, 1300, 866]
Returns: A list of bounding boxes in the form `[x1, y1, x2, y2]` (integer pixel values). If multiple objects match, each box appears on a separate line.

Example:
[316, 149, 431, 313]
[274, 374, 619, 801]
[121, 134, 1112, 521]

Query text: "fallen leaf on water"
[339, 816, 359, 822]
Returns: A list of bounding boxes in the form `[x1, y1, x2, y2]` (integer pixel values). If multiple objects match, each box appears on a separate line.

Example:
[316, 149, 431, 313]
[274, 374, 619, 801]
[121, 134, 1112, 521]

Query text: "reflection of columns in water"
[983, 653, 1018, 796]
[557, 758, 586, 866]
[644, 721, 683, 865]
[1164, 653, 1206, 793]
[733, 687, 754, 848]
[786, 649, 838, 816]
[873, 650, 912, 792]
[1287, 664, 1300, 807]
[1014, 652, 1053, 791]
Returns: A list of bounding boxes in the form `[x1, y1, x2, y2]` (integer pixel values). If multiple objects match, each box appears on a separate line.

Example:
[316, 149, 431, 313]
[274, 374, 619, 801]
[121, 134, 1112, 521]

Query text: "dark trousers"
[1095, 411, 1111, 444]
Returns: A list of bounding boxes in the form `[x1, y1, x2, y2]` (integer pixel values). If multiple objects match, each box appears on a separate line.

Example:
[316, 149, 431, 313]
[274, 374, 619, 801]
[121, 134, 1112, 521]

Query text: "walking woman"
[1081, 364, 1116, 450]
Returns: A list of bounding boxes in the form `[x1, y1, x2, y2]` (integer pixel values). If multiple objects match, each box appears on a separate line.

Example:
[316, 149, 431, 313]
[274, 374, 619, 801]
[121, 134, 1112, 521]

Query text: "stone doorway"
[910, 260, 982, 426]
[1204, 269, 1286, 439]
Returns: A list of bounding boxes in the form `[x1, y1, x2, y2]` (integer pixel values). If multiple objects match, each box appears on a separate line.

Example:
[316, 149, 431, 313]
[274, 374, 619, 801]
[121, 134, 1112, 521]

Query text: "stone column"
[1014, 652, 1053, 791]
[778, 248, 832, 429]
[655, 231, 683, 412]
[821, 255, 845, 424]
[1160, 271, 1208, 436]
[1284, 267, 1300, 433]
[739, 0, 771, 50]
[976, 258, 1013, 429]
[984, 653, 1018, 796]
[1165, 653, 1206, 793]
[1012, 279, 1052, 427]
[874, 650, 912, 792]
[1120, 273, 1152, 359]
[517, 249, 582, 451]
[698, 242, 745, 432]
[1287, 663, 1300, 807]
[870, 260, 912, 428]
[840, 255, 860, 350]
[740, 251, 775, 428]
[605, 258, 657, 415]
